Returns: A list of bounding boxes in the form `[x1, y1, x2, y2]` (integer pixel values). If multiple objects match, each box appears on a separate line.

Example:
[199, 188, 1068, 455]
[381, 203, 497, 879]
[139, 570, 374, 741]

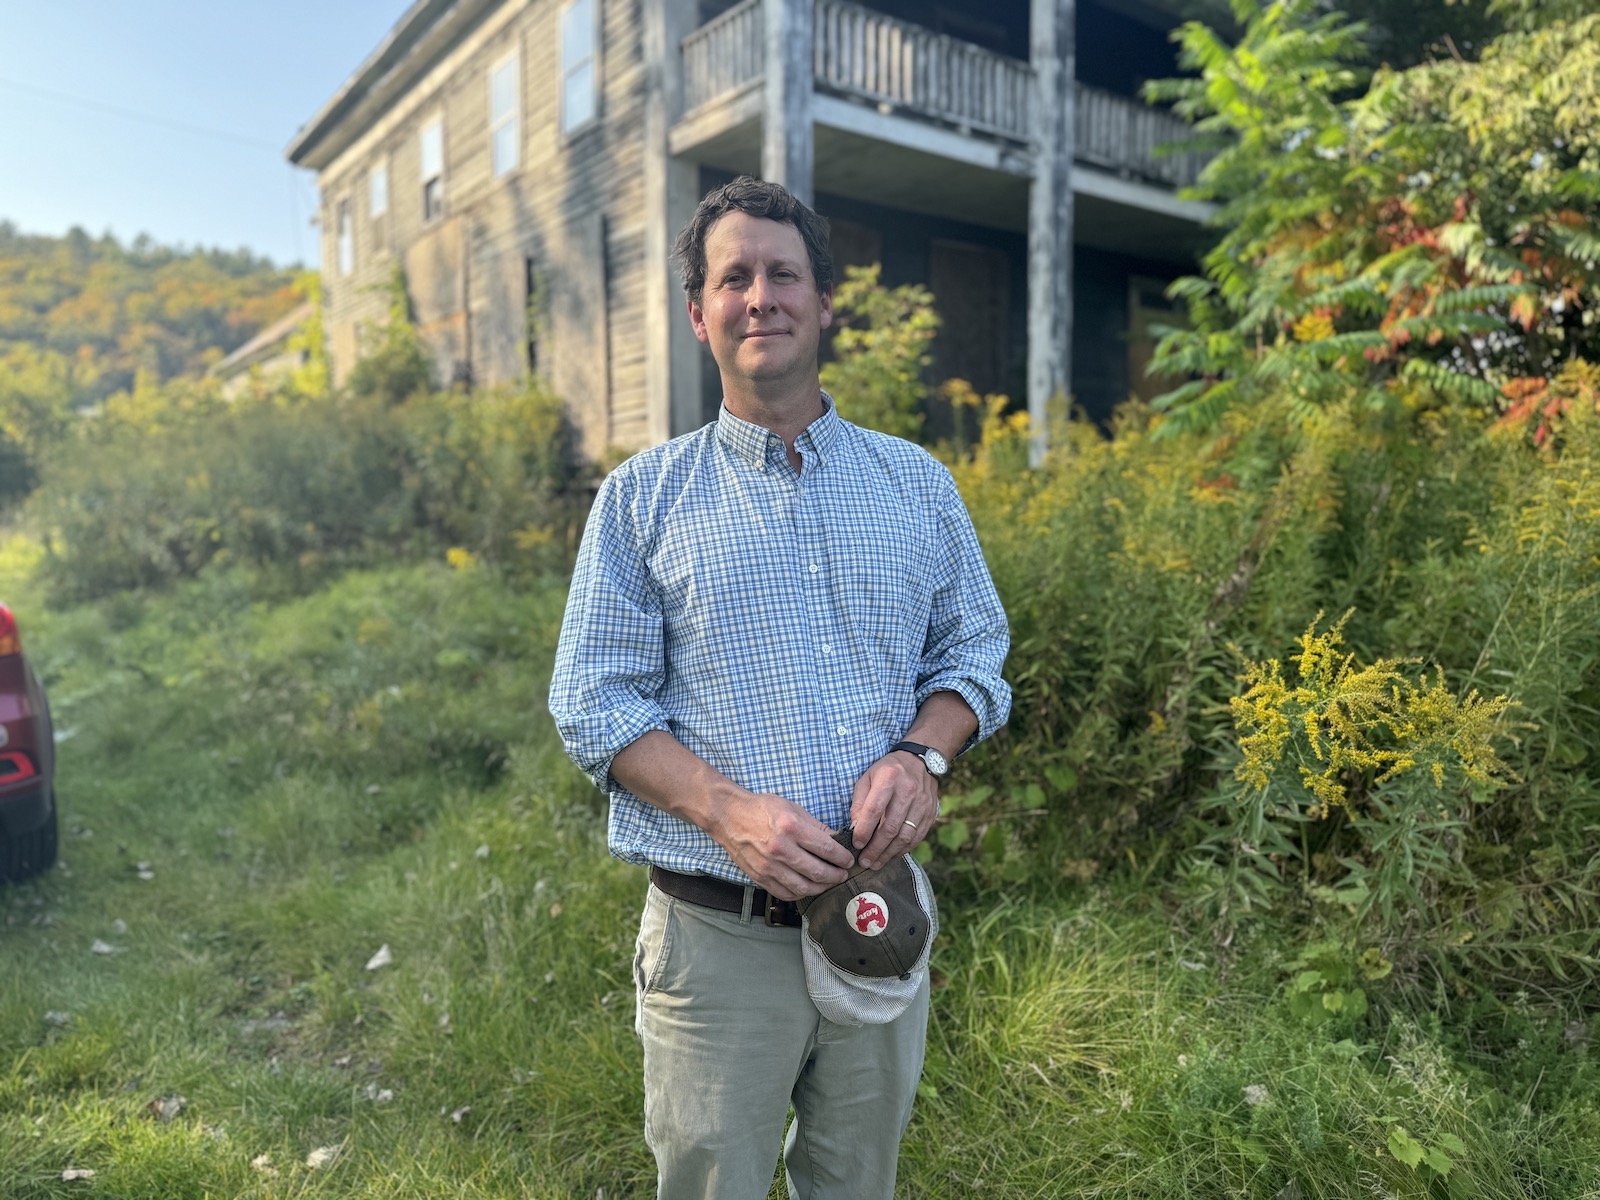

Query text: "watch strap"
[890, 740, 946, 775]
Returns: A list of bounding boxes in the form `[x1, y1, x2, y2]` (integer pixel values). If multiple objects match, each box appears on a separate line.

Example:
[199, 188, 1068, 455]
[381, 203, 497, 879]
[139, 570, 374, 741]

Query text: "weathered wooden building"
[287, 0, 1211, 460]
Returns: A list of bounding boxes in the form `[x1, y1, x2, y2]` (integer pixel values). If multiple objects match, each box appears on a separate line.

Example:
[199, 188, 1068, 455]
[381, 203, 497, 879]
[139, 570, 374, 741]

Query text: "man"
[550, 177, 1010, 1199]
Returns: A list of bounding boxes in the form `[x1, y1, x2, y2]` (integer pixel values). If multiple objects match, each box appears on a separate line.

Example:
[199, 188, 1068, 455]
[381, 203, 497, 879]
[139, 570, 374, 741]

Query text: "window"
[369, 162, 389, 218]
[560, 0, 597, 135]
[489, 51, 520, 177]
[420, 118, 444, 221]
[336, 199, 354, 275]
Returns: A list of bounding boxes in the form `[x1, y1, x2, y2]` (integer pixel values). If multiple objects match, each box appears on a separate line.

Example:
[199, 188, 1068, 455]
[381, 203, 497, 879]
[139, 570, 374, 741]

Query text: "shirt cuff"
[913, 674, 1012, 757]
[562, 703, 672, 793]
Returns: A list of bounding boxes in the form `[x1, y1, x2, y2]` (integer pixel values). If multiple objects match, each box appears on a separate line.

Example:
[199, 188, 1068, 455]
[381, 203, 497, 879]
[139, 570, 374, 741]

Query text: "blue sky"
[0, 0, 411, 267]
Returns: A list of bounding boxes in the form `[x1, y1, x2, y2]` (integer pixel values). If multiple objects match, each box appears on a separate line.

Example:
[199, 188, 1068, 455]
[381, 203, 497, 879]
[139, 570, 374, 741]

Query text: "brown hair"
[672, 177, 834, 305]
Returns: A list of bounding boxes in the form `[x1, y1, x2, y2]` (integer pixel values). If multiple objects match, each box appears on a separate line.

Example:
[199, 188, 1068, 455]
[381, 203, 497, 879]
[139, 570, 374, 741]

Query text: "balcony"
[675, 0, 1207, 196]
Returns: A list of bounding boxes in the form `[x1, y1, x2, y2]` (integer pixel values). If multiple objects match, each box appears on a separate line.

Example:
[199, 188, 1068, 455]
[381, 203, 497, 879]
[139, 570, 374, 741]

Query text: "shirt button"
[809, 563, 820, 573]
[820, 644, 832, 654]
[836, 725, 848, 737]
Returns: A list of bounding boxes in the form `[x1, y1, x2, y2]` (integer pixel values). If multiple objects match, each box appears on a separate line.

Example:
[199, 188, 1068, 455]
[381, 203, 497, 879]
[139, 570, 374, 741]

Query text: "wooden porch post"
[763, 0, 814, 204]
[1028, 0, 1074, 464]
[645, 0, 704, 441]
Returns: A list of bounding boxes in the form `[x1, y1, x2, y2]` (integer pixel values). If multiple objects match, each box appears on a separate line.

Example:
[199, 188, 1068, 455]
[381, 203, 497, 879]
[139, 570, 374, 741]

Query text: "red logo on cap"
[848, 892, 888, 936]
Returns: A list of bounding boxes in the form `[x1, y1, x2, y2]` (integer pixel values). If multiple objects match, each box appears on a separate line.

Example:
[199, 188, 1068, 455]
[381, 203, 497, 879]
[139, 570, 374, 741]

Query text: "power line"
[0, 76, 282, 152]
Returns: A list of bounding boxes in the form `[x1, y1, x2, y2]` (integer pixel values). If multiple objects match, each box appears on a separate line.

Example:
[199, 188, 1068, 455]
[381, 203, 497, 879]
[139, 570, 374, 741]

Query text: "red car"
[0, 601, 56, 882]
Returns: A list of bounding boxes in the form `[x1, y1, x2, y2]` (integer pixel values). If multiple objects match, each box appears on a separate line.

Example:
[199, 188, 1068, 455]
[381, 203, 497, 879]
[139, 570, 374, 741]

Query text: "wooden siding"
[315, 0, 656, 458]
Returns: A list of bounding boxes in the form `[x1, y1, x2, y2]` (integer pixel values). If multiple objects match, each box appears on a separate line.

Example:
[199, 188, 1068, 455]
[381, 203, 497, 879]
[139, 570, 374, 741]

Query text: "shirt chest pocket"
[834, 529, 932, 658]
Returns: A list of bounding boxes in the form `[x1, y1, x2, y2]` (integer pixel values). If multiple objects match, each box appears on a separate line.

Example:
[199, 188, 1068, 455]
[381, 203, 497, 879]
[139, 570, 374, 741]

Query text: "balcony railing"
[814, 0, 1032, 144]
[682, 0, 765, 114]
[680, 0, 1206, 191]
[1075, 84, 1206, 191]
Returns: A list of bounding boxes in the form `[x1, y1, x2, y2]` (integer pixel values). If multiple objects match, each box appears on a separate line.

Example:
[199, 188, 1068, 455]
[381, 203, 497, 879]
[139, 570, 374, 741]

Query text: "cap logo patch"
[847, 893, 889, 936]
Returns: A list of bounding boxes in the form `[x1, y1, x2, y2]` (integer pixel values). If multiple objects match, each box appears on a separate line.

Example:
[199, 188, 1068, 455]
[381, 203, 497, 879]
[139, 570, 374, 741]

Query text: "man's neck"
[722, 380, 825, 450]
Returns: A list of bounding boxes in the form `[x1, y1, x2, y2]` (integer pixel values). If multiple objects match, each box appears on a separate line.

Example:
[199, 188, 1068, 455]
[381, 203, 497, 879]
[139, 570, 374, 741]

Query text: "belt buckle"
[764, 892, 791, 927]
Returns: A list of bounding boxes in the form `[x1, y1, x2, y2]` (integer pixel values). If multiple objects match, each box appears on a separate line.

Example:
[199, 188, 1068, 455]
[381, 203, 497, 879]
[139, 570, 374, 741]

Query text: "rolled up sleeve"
[549, 469, 671, 791]
[914, 471, 1013, 751]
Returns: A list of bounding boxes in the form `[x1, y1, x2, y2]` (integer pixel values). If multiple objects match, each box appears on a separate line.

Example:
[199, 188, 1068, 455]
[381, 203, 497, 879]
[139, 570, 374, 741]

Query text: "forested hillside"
[0, 223, 301, 500]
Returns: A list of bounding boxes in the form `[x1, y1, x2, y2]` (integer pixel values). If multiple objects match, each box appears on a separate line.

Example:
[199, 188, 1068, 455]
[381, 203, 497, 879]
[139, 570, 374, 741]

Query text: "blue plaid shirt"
[549, 396, 1011, 884]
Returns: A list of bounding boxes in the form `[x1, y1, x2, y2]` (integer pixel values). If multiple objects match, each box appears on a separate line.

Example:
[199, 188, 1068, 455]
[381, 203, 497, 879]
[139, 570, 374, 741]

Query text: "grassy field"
[1, 547, 1596, 1198]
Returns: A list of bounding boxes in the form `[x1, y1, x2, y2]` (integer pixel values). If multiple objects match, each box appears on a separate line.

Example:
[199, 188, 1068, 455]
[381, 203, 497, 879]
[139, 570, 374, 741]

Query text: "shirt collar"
[715, 393, 841, 472]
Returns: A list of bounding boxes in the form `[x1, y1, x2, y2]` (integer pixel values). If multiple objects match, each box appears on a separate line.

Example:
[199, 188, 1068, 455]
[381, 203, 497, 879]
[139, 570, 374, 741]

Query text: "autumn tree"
[1146, 0, 1600, 437]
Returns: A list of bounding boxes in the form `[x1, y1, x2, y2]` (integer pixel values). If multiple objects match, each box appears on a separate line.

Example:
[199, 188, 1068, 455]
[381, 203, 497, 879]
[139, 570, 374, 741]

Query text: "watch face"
[924, 749, 949, 776]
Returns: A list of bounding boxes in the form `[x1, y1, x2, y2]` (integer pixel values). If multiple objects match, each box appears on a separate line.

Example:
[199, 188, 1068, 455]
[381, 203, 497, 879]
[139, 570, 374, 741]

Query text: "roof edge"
[286, 0, 484, 170]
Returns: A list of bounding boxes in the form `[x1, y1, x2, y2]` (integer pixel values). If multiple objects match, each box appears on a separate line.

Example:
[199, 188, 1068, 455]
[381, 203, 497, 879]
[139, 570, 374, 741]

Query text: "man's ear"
[818, 286, 833, 331]
[687, 295, 710, 345]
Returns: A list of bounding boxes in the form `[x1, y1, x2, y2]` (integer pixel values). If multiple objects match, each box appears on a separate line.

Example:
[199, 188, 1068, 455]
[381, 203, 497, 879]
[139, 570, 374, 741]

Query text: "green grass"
[0, 547, 1596, 1198]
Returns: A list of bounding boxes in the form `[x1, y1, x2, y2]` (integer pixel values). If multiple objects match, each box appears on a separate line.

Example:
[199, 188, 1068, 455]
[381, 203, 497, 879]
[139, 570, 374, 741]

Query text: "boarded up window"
[525, 255, 542, 373]
[1127, 275, 1185, 406]
[929, 239, 1010, 397]
[548, 213, 611, 458]
[826, 219, 883, 279]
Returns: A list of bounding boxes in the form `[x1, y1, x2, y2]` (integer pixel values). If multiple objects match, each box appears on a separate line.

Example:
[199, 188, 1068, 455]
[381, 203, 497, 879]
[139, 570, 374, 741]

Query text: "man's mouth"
[742, 330, 788, 339]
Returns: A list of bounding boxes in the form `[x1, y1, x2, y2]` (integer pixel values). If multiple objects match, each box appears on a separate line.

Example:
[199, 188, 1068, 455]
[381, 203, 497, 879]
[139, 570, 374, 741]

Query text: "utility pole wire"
[0, 76, 283, 152]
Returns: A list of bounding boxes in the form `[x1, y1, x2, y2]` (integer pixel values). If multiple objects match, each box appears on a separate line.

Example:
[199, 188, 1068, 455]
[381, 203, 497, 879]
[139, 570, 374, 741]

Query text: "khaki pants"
[633, 883, 929, 1200]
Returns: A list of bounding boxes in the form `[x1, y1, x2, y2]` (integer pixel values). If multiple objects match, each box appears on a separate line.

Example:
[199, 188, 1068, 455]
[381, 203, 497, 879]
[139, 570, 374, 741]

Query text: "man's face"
[688, 212, 832, 393]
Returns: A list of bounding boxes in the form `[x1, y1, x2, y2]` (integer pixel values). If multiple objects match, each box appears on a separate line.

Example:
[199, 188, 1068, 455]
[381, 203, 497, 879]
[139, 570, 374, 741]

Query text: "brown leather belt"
[649, 865, 803, 928]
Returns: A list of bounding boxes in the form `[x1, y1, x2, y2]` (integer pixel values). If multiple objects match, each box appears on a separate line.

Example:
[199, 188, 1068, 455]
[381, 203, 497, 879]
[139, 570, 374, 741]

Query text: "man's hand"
[849, 750, 939, 870]
[711, 791, 855, 901]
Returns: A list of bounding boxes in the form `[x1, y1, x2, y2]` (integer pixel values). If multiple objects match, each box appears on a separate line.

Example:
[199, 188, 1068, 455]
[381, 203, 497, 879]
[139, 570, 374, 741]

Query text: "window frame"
[420, 116, 445, 223]
[488, 48, 521, 179]
[558, 0, 599, 138]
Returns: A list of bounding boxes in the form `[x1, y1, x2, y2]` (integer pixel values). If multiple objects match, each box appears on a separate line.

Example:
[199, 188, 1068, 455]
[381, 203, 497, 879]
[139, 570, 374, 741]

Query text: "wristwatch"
[891, 740, 949, 778]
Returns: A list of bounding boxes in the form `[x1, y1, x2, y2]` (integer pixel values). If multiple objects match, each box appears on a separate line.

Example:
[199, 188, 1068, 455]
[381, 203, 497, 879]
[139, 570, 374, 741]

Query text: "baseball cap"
[795, 827, 938, 1026]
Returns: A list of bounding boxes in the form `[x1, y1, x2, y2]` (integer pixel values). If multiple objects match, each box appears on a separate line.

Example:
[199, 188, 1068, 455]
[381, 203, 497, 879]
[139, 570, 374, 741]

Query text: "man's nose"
[746, 273, 776, 312]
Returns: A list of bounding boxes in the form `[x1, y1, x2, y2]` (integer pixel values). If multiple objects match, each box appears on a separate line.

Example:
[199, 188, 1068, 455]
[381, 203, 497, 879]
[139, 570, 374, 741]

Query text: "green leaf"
[937, 820, 969, 851]
[1388, 1126, 1425, 1170]
[912, 842, 933, 866]
[1287, 990, 1331, 1025]
[980, 825, 1007, 862]
[1021, 783, 1045, 808]
[1357, 949, 1393, 980]
[1425, 1147, 1454, 1176]
[915, 1080, 938, 1102]
[1044, 765, 1077, 792]
[1436, 1133, 1466, 1155]
[1554, 739, 1587, 766]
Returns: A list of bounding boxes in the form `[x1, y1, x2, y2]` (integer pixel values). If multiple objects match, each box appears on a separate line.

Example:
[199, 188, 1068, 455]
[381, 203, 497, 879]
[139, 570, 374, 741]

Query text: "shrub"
[397, 379, 583, 570]
[29, 392, 411, 598]
[26, 380, 581, 600]
[819, 264, 939, 440]
[939, 379, 1600, 998]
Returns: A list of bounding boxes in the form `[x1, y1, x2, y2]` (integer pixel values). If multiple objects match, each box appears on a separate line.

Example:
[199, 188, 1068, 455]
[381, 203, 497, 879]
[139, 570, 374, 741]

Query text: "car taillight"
[0, 603, 19, 656]
[0, 751, 36, 783]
